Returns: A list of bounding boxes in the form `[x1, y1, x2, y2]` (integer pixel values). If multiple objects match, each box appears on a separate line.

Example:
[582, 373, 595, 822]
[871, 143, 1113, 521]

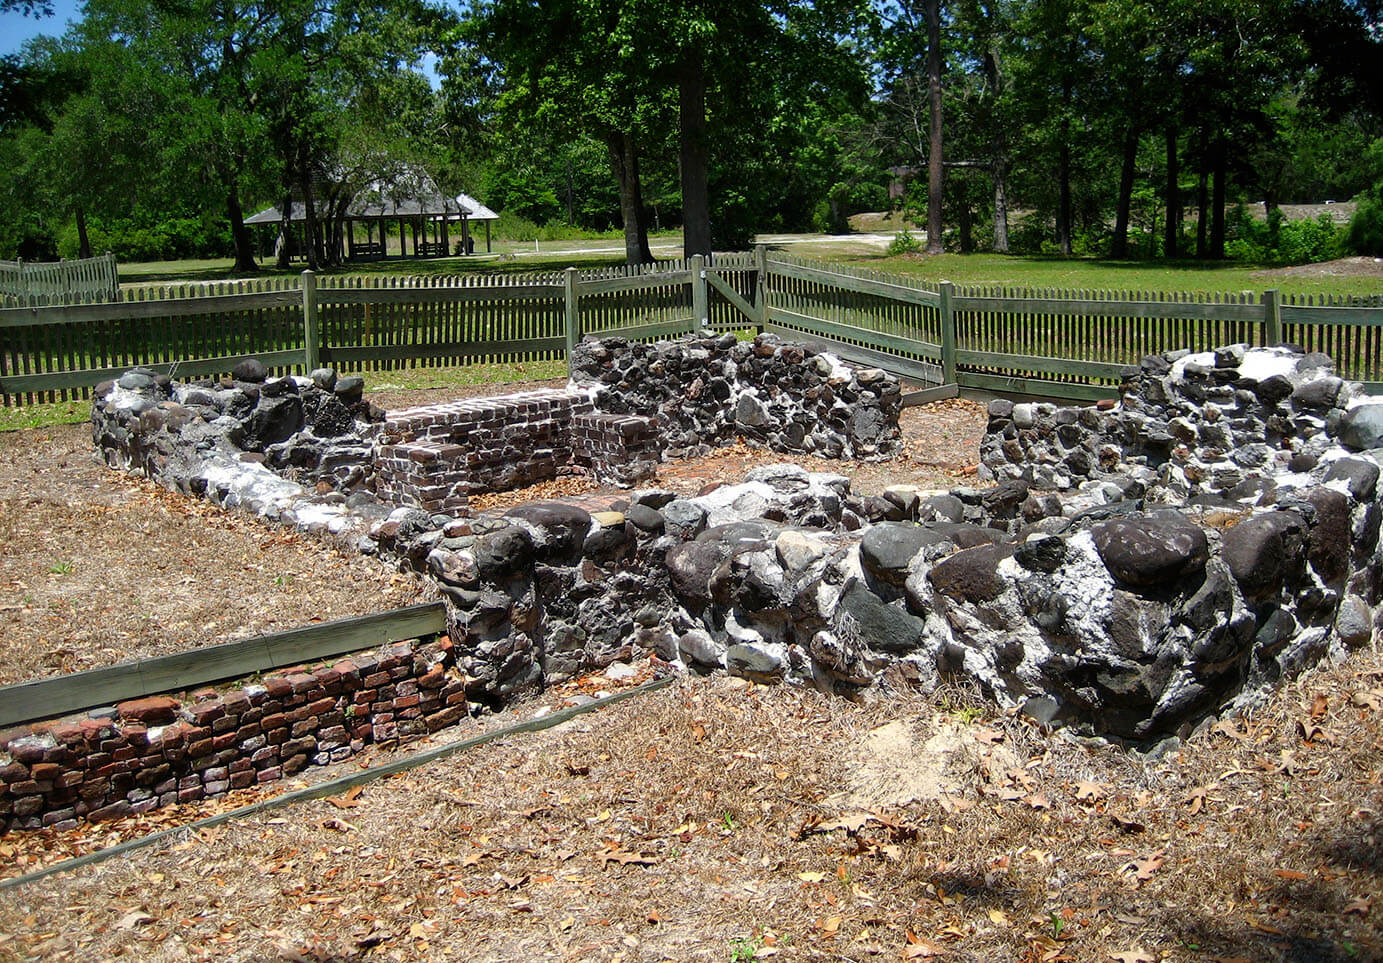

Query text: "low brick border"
[0, 635, 464, 833]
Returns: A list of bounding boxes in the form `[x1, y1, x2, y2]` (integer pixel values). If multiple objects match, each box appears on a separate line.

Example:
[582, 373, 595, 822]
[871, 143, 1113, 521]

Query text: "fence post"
[301, 270, 320, 372]
[1263, 288, 1282, 347]
[691, 254, 708, 332]
[753, 243, 768, 332]
[564, 267, 579, 377]
[939, 280, 957, 385]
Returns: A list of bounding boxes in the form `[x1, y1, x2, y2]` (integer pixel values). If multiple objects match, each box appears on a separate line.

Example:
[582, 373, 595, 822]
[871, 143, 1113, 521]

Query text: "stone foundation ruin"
[3, 334, 1380, 832]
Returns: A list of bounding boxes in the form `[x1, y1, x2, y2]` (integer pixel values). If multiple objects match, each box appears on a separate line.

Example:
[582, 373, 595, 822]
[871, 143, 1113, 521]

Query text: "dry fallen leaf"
[598, 850, 658, 867]
[1108, 949, 1154, 963]
[325, 785, 364, 810]
[904, 932, 949, 957]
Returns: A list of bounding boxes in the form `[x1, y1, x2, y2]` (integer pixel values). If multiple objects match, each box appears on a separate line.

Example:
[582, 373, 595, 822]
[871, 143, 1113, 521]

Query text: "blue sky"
[0, 0, 82, 57]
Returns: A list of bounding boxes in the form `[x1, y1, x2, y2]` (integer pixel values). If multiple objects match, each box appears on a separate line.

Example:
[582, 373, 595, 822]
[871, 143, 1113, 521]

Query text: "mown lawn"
[838, 251, 1383, 298]
[119, 241, 1382, 297]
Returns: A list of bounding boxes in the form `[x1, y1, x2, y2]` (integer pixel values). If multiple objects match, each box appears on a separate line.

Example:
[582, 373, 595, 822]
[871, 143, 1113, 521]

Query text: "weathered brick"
[89, 800, 133, 821]
[116, 696, 180, 723]
[188, 701, 225, 726]
[28, 762, 60, 781]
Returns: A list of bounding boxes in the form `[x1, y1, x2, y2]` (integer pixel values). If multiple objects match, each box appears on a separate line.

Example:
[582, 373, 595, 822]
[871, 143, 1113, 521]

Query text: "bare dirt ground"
[1252, 256, 1383, 281]
[1, 661, 1381, 962]
[2, 382, 1381, 962]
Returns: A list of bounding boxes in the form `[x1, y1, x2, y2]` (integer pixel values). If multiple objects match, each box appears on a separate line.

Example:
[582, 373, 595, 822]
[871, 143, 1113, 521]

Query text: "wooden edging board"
[0, 674, 676, 891]
[0, 602, 447, 728]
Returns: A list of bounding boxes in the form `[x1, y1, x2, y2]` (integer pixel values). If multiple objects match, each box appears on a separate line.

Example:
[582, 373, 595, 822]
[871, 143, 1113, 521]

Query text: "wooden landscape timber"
[0, 602, 447, 728]
[2, 248, 1381, 407]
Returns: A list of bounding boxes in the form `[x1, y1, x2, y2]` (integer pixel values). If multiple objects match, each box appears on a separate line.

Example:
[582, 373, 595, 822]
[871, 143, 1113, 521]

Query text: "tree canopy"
[0, 0, 1379, 266]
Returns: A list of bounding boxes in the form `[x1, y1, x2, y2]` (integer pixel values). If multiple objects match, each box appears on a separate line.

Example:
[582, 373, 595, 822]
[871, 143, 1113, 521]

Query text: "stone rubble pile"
[571, 332, 903, 460]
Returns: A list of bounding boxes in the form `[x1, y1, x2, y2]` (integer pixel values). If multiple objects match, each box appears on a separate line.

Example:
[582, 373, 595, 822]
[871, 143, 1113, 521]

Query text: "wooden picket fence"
[0, 253, 120, 307]
[3, 248, 1382, 406]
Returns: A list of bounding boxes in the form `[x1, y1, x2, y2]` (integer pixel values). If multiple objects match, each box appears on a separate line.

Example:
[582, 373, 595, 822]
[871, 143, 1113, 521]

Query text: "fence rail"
[3, 248, 1383, 406]
[0, 253, 119, 307]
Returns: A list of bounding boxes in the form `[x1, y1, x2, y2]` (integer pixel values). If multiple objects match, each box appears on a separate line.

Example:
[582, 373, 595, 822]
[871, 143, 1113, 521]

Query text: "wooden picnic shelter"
[245, 188, 498, 263]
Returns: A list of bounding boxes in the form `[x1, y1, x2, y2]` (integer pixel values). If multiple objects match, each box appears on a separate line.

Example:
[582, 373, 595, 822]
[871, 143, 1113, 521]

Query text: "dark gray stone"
[1220, 511, 1306, 598]
[1337, 404, 1383, 451]
[1324, 457, 1379, 501]
[860, 523, 942, 586]
[474, 526, 534, 579]
[1014, 535, 1066, 573]
[665, 540, 730, 602]
[232, 359, 268, 383]
[333, 375, 365, 405]
[661, 499, 708, 540]
[1090, 513, 1208, 587]
[928, 542, 1017, 604]
[227, 395, 304, 452]
[837, 580, 928, 653]
[505, 502, 593, 565]
[1290, 376, 1342, 410]
[1305, 487, 1351, 582]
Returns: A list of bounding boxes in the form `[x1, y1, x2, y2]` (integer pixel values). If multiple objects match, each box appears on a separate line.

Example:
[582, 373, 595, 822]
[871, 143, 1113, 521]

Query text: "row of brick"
[0, 637, 465, 833]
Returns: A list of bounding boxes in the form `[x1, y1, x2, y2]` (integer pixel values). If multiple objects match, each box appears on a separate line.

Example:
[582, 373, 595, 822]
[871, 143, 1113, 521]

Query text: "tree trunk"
[958, 198, 973, 253]
[1195, 128, 1209, 258]
[1112, 128, 1138, 258]
[925, 0, 944, 255]
[276, 190, 294, 269]
[1210, 136, 1226, 259]
[74, 205, 91, 260]
[606, 131, 654, 265]
[227, 192, 258, 273]
[301, 170, 321, 272]
[1055, 54, 1074, 256]
[1056, 126, 1072, 255]
[679, 54, 712, 257]
[1164, 125, 1180, 259]
[992, 154, 1009, 253]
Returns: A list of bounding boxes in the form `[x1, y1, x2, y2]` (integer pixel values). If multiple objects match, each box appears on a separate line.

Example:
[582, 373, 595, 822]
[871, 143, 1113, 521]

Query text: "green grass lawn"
[119, 240, 1382, 298]
[118, 233, 687, 285]
[835, 251, 1382, 298]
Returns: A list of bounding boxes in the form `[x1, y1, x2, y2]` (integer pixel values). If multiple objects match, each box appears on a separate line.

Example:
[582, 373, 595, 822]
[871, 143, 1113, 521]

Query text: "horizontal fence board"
[955, 295, 1266, 324]
[955, 349, 1129, 380]
[1279, 305, 1383, 327]
[766, 258, 940, 307]
[585, 318, 697, 341]
[902, 383, 960, 406]
[578, 271, 693, 296]
[0, 290, 300, 328]
[319, 284, 562, 305]
[767, 307, 943, 359]
[324, 338, 565, 364]
[958, 371, 1119, 402]
[764, 322, 943, 385]
[0, 349, 306, 394]
[0, 602, 447, 727]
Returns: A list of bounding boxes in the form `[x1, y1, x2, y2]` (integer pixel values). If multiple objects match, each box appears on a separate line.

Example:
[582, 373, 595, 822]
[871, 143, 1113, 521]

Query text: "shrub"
[1346, 193, 1383, 256]
[886, 229, 923, 255]
[1224, 204, 1344, 264]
